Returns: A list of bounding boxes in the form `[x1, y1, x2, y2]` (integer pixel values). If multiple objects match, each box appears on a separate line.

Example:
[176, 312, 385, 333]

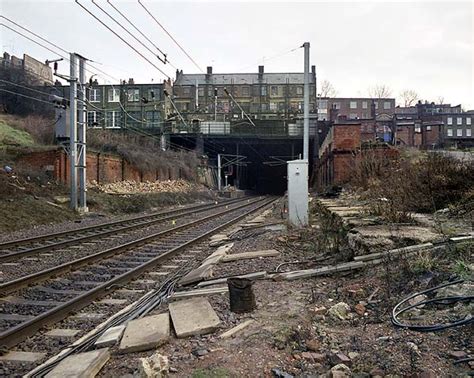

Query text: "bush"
[350, 150, 474, 220]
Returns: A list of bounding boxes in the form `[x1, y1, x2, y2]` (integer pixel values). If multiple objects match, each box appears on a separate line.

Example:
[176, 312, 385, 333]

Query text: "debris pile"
[91, 179, 205, 194]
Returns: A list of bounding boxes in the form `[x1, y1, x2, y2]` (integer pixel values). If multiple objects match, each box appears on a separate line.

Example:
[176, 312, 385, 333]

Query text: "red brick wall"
[333, 124, 361, 150]
[16, 149, 190, 185]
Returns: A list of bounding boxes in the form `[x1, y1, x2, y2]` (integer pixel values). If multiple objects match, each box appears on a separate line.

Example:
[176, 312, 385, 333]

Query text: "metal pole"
[78, 57, 87, 212]
[303, 42, 310, 161]
[214, 89, 217, 122]
[69, 53, 78, 210]
[217, 153, 222, 191]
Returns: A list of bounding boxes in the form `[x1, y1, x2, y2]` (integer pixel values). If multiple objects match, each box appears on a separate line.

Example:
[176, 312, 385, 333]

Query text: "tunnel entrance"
[170, 135, 315, 195]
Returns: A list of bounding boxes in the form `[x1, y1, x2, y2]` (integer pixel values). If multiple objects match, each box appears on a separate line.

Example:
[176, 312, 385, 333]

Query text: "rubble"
[138, 353, 169, 378]
[327, 302, 351, 321]
[91, 179, 204, 194]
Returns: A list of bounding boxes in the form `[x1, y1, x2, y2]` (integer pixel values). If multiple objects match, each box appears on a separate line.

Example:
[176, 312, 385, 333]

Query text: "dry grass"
[88, 130, 200, 181]
[350, 149, 474, 222]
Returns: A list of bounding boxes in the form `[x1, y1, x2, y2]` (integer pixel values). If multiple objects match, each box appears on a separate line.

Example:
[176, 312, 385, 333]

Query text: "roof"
[175, 72, 313, 86]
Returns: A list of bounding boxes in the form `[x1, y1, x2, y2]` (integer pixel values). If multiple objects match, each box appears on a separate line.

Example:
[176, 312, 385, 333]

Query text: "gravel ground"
[0, 200, 250, 282]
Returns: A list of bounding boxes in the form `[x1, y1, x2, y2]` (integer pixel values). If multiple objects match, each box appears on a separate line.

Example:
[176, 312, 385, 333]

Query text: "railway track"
[0, 196, 274, 349]
[0, 197, 245, 263]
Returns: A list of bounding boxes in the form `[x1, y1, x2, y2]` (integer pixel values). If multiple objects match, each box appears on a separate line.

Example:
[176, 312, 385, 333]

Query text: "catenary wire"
[137, 0, 204, 73]
[91, 0, 167, 65]
[76, 0, 171, 79]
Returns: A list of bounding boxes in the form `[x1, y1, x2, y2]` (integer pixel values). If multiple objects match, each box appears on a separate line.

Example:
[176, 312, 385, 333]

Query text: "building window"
[87, 111, 98, 127]
[260, 86, 267, 96]
[350, 101, 357, 109]
[126, 111, 142, 127]
[457, 117, 462, 125]
[466, 117, 471, 125]
[384, 101, 391, 109]
[426, 125, 432, 131]
[457, 129, 463, 137]
[415, 125, 421, 133]
[349, 113, 358, 119]
[296, 86, 303, 96]
[127, 88, 140, 102]
[269, 102, 277, 111]
[208, 87, 213, 97]
[183, 87, 191, 96]
[447, 117, 453, 125]
[447, 128, 453, 137]
[270, 86, 278, 96]
[148, 88, 160, 101]
[145, 110, 160, 127]
[107, 88, 120, 103]
[242, 86, 250, 96]
[362, 101, 368, 109]
[89, 88, 101, 103]
[198, 87, 204, 97]
[106, 111, 121, 128]
[261, 103, 268, 112]
[467, 129, 472, 137]
[374, 102, 379, 109]
[333, 102, 340, 110]
[317, 99, 328, 109]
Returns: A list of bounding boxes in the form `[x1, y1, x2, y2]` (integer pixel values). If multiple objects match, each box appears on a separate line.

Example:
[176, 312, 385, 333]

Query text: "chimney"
[311, 65, 316, 75]
[176, 69, 180, 81]
[207, 66, 212, 75]
[258, 65, 264, 80]
[128, 78, 134, 85]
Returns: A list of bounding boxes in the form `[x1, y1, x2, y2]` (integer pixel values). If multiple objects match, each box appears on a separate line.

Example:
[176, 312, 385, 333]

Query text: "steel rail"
[0, 196, 275, 348]
[0, 197, 246, 263]
[0, 197, 264, 295]
[0, 198, 242, 249]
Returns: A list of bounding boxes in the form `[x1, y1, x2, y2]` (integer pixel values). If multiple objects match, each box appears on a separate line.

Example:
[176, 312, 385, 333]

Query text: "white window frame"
[426, 125, 432, 131]
[127, 88, 140, 102]
[269, 102, 278, 111]
[362, 101, 368, 109]
[457, 117, 462, 125]
[447, 117, 453, 125]
[466, 129, 472, 137]
[349, 101, 357, 109]
[415, 125, 421, 133]
[466, 117, 471, 125]
[349, 113, 358, 119]
[296, 86, 303, 96]
[106, 111, 120, 129]
[89, 88, 100, 103]
[107, 88, 120, 102]
[457, 129, 463, 137]
[447, 129, 453, 137]
[384, 101, 391, 110]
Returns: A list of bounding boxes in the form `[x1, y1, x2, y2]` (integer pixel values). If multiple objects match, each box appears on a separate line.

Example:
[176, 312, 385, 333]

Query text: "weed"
[410, 251, 438, 275]
[452, 260, 471, 279]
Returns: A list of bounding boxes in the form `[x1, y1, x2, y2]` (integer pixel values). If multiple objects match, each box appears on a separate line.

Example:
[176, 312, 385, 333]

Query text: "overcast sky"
[1, 1, 473, 109]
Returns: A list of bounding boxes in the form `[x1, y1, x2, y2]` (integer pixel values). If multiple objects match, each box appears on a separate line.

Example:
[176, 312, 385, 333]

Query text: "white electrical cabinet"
[287, 159, 309, 227]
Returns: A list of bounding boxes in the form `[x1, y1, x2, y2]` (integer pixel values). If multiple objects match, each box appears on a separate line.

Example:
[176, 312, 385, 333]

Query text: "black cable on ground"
[391, 279, 474, 332]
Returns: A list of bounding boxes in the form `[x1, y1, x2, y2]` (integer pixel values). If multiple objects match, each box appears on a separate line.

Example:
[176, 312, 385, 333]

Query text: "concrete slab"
[0, 351, 46, 363]
[95, 325, 126, 348]
[170, 286, 228, 300]
[45, 328, 81, 338]
[97, 298, 128, 305]
[119, 313, 170, 353]
[169, 297, 221, 338]
[45, 348, 110, 378]
[221, 249, 280, 263]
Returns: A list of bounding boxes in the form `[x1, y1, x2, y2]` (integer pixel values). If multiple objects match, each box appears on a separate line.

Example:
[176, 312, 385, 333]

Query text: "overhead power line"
[137, 0, 204, 73]
[0, 79, 66, 100]
[106, 0, 172, 66]
[76, 0, 170, 79]
[0, 88, 57, 106]
[91, 0, 167, 65]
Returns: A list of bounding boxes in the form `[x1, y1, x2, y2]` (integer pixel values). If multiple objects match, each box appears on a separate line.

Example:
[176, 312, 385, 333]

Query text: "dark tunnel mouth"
[170, 135, 313, 196]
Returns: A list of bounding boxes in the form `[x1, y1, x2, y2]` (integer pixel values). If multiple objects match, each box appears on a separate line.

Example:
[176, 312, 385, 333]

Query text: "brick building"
[172, 65, 317, 124]
[393, 102, 473, 148]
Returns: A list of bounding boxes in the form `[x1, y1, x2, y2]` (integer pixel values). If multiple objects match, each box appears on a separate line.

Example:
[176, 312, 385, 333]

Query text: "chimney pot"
[258, 65, 264, 74]
[207, 66, 212, 75]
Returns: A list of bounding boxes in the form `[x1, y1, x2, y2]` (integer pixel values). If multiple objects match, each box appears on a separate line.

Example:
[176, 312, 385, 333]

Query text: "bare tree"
[437, 96, 445, 105]
[319, 80, 337, 97]
[368, 84, 392, 98]
[399, 89, 419, 107]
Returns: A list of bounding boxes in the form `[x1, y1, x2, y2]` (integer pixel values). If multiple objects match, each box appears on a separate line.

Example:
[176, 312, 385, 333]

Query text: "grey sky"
[1, 1, 473, 109]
